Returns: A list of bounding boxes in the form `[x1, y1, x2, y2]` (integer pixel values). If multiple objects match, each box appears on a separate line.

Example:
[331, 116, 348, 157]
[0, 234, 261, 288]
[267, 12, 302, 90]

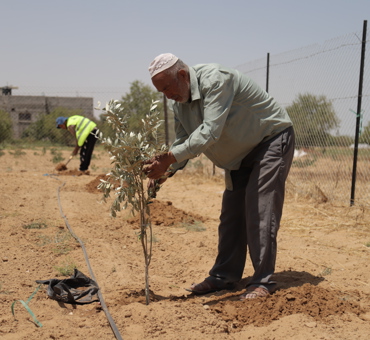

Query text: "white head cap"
[148, 53, 179, 78]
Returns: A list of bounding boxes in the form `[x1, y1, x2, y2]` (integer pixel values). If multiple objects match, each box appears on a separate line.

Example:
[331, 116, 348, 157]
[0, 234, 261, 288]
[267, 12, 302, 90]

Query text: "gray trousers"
[207, 126, 295, 289]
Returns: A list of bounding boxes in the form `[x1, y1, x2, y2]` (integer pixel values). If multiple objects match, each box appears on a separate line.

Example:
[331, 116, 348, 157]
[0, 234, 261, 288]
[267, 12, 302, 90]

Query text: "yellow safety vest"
[67, 115, 97, 146]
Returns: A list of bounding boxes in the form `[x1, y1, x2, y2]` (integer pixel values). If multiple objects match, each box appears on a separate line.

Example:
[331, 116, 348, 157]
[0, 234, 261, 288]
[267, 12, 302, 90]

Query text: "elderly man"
[146, 53, 295, 299]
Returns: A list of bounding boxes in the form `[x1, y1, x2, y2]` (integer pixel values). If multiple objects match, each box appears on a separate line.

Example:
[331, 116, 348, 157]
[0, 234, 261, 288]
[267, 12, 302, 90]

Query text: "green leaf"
[11, 284, 43, 327]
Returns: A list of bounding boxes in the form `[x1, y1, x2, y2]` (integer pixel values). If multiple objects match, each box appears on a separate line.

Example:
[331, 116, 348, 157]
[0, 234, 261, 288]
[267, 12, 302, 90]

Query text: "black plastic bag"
[36, 269, 99, 304]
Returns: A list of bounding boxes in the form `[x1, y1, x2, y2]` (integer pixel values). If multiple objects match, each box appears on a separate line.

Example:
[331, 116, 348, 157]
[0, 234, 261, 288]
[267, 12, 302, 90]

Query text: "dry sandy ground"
[1, 147, 370, 340]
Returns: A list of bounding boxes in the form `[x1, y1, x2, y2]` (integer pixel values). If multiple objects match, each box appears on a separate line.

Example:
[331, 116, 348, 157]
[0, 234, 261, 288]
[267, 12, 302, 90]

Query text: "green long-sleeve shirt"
[169, 63, 292, 190]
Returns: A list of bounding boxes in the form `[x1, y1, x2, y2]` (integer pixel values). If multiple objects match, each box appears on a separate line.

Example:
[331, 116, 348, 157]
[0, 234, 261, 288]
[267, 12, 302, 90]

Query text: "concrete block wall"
[0, 95, 94, 138]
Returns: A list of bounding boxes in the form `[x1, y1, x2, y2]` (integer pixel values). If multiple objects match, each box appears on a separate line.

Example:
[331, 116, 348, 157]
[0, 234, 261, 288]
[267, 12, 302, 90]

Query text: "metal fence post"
[266, 53, 270, 93]
[350, 20, 367, 206]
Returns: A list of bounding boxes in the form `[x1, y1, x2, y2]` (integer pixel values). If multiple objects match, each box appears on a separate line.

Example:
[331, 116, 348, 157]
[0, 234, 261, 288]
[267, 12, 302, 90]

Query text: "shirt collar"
[189, 67, 201, 102]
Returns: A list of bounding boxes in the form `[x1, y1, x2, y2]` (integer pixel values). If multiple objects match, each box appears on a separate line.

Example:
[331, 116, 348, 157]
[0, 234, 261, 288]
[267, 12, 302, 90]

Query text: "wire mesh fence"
[236, 24, 369, 207]
[0, 24, 369, 206]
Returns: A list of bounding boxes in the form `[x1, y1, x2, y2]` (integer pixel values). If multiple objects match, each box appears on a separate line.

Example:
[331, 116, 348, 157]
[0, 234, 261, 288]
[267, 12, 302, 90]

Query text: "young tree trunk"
[140, 203, 152, 305]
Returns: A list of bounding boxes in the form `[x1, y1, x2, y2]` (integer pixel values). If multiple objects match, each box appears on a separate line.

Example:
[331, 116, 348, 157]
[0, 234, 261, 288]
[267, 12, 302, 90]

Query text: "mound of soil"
[86, 174, 107, 192]
[55, 163, 67, 171]
[116, 283, 364, 328]
[127, 200, 207, 226]
[209, 283, 364, 328]
[86, 175, 206, 226]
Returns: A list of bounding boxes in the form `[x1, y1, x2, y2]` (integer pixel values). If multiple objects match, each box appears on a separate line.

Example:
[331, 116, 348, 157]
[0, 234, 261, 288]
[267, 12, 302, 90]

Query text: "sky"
[1, 0, 369, 126]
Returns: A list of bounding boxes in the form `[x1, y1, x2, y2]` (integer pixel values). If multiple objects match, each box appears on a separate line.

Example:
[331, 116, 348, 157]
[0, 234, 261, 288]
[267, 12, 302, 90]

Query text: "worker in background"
[56, 115, 98, 173]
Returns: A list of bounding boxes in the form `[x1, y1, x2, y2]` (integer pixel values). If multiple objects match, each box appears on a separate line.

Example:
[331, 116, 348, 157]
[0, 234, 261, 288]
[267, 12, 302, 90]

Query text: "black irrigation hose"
[57, 181, 123, 340]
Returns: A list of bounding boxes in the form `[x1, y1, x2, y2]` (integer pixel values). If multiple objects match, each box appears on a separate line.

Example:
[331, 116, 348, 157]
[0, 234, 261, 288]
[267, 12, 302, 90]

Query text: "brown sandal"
[185, 280, 219, 295]
[239, 286, 270, 300]
[185, 280, 234, 295]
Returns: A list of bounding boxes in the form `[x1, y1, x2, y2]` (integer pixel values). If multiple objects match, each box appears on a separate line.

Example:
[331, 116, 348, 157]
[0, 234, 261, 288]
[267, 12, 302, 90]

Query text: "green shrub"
[0, 110, 13, 143]
[21, 108, 80, 145]
[54, 258, 77, 276]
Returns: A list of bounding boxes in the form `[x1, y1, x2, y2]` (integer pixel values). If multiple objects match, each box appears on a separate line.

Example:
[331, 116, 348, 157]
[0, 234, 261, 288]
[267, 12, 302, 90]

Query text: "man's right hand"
[144, 152, 176, 180]
[72, 146, 79, 156]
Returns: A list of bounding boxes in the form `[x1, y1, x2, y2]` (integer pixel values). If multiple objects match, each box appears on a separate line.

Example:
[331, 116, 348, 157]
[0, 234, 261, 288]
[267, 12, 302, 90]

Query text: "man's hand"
[72, 146, 79, 156]
[144, 152, 176, 179]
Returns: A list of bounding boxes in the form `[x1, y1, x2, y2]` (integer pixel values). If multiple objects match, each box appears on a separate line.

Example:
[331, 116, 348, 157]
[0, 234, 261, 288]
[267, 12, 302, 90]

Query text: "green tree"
[0, 110, 13, 143]
[122, 80, 164, 141]
[331, 134, 354, 147]
[22, 108, 85, 145]
[286, 93, 340, 148]
[96, 112, 116, 141]
[96, 81, 170, 144]
[99, 99, 167, 305]
[96, 81, 164, 142]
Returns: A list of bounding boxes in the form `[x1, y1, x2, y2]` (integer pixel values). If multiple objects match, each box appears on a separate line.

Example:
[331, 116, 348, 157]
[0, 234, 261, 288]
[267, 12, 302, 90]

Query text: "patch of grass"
[178, 220, 206, 232]
[0, 150, 5, 157]
[152, 234, 159, 243]
[53, 244, 72, 255]
[8, 149, 26, 157]
[54, 258, 77, 276]
[365, 242, 370, 247]
[36, 234, 53, 246]
[36, 230, 73, 255]
[50, 148, 64, 163]
[54, 230, 72, 243]
[321, 267, 332, 276]
[52, 232, 74, 255]
[292, 157, 317, 168]
[23, 221, 48, 229]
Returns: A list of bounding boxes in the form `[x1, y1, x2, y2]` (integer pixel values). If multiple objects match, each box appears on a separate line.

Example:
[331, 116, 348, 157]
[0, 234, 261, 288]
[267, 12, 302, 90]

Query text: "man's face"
[152, 69, 190, 103]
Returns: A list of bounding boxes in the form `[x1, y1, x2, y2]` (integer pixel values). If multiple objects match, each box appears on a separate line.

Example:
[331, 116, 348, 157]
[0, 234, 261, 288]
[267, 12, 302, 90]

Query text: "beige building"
[0, 91, 94, 138]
